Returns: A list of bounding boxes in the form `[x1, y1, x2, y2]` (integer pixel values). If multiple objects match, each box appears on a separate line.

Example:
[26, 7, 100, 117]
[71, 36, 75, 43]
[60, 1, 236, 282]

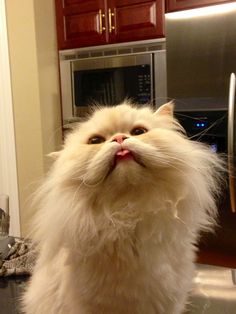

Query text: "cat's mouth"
[83, 143, 147, 185]
[111, 147, 145, 170]
[115, 149, 134, 162]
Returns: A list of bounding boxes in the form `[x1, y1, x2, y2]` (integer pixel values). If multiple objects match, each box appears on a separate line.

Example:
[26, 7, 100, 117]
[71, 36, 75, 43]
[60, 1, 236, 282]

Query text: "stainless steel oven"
[173, 74, 236, 267]
[59, 39, 167, 125]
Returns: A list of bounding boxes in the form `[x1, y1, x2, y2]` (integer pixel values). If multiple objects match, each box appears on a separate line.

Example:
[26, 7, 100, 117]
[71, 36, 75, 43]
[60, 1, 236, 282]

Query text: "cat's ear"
[47, 151, 61, 160]
[154, 101, 174, 116]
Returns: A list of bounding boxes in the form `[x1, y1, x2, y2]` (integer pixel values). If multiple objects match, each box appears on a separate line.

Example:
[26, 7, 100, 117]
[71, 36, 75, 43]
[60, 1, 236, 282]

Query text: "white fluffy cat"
[23, 102, 223, 314]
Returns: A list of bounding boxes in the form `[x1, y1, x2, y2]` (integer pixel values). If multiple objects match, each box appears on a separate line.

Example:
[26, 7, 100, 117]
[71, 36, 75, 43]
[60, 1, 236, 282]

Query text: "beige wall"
[6, 0, 62, 236]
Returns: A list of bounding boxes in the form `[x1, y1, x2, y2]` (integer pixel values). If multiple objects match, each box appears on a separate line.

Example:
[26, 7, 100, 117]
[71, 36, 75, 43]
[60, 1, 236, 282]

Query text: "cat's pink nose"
[111, 134, 128, 144]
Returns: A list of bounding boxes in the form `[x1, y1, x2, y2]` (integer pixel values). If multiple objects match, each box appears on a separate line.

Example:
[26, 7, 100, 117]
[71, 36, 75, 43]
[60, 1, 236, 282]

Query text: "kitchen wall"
[5, 0, 62, 236]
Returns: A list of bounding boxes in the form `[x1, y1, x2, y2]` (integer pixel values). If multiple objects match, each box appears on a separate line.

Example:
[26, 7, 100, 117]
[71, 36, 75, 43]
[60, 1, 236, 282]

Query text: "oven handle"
[228, 73, 236, 213]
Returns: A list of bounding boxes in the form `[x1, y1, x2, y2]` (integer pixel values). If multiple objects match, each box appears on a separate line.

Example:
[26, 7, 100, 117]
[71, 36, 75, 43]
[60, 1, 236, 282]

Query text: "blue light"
[211, 144, 217, 153]
[195, 121, 208, 128]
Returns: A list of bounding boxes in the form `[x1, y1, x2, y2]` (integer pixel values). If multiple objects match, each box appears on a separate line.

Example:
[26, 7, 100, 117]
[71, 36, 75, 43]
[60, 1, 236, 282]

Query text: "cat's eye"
[130, 127, 148, 136]
[88, 135, 105, 144]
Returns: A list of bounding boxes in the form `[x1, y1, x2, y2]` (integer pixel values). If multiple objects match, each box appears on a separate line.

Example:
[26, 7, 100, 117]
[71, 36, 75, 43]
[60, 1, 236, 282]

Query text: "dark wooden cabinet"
[108, 0, 165, 44]
[55, 0, 165, 50]
[55, 0, 107, 49]
[166, 0, 235, 12]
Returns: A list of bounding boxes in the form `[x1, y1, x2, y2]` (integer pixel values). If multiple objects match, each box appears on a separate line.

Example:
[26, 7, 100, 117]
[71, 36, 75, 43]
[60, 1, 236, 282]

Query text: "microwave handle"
[228, 73, 236, 213]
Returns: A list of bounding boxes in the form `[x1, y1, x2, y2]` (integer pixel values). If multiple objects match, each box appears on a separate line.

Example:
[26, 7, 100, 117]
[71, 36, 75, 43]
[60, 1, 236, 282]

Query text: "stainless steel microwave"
[59, 39, 167, 126]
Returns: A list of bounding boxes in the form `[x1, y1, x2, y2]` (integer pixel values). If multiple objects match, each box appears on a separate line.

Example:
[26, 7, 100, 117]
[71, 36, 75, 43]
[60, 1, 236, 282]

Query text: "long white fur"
[22, 102, 224, 314]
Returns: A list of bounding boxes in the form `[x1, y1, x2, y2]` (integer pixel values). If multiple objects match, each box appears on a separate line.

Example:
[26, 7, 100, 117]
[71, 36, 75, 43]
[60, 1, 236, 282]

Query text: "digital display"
[176, 110, 227, 155]
[194, 121, 208, 129]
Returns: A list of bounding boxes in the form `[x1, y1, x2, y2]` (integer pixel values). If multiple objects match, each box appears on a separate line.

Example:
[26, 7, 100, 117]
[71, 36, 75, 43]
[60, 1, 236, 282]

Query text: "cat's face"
[54, 102, 185, 193]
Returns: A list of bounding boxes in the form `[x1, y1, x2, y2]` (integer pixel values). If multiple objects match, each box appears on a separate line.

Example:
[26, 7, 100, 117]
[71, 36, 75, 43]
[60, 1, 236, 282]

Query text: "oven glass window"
[73, 64, 151, 107]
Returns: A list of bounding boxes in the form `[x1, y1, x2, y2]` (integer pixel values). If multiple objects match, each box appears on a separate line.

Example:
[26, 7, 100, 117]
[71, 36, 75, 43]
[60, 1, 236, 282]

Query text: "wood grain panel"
[116, 2, 156, 31]
[65, 11, 100, 39]
[55, 0, 107, 49]
[109, 0, 164, 43]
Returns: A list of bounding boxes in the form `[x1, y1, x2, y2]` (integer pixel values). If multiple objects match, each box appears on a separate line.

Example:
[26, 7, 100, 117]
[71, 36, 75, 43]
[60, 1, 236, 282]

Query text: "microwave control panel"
[137, 68, 151, 104]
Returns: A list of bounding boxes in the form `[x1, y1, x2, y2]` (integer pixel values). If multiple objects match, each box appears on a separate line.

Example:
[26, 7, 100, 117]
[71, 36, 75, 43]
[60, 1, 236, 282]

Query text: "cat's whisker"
[165, 199, 191, 231]
[69, 181, 84, 210]
[80, 173, 107, 187]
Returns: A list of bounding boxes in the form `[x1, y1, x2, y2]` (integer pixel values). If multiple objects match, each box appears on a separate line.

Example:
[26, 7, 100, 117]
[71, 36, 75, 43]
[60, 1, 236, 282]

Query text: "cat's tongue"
[115, 149, 133, 161]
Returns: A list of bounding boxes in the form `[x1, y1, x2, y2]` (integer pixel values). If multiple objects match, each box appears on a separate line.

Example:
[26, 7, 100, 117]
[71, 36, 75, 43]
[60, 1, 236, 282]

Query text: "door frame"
[0, 0, 21, 236]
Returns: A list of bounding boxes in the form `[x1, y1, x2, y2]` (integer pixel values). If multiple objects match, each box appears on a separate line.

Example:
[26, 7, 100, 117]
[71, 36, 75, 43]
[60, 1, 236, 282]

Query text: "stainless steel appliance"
[165, 3, 236, 266]
[59, 39, 167, 125]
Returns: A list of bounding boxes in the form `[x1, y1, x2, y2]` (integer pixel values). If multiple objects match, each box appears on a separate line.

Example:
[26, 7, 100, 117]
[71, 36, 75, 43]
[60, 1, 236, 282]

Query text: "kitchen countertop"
[186, 264, 236, 314]
[0, 265, 235, 314]
[0, 275, 29, 314]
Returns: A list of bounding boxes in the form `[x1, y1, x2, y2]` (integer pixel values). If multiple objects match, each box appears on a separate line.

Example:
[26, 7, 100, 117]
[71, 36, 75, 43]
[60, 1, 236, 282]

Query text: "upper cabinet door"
[107, 0, 165, 43]
[166, 0, 232, 12]
[55, 0, 108, 49]
[55, 0, 165, 50]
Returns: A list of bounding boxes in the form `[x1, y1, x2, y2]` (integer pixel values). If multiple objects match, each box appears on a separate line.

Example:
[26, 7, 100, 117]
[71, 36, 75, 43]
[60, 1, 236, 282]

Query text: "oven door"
[71, 54, 153, 118]
[176, 108, 236, 267]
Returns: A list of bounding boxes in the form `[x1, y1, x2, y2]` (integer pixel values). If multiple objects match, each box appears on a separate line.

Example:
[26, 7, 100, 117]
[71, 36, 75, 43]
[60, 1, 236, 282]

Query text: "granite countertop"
[0, 265, 236, 314]
[0, 275, 29, 314]
[187, 264, 236, 314]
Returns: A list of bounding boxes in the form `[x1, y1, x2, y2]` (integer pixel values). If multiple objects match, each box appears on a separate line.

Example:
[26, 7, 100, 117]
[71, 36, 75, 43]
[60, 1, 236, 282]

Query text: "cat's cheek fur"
[81, 143, 119, 186]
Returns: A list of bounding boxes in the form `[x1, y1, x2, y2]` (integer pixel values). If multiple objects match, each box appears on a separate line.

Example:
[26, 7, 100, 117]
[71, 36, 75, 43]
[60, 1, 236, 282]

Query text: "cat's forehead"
[80, 104, 154, 135]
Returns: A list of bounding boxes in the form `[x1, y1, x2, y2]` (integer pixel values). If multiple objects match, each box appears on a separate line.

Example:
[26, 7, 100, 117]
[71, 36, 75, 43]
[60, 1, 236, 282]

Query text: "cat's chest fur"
[62, 202, 193, 314]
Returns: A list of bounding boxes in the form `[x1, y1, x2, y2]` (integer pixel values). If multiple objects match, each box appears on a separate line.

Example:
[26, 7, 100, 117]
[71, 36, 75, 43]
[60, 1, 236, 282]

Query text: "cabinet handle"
[108, 8, 115, 33]
[99, 10, 106, 34]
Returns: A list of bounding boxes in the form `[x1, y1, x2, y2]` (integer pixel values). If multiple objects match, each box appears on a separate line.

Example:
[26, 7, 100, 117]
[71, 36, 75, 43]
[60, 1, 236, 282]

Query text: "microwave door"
[228, 73, 236, 213]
